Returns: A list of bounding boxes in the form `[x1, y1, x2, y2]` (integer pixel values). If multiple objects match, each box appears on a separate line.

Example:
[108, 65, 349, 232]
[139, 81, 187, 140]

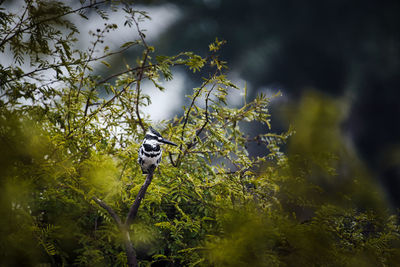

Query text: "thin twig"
[194, 82, 215, 138]
[76, 25, 108, 101]
[134, 49, 149, 134]
[132, 15, 149, 134]
[180, 77, 210, 147]
[0, 3, 29, 49]
[176, 81, 216, 166]
[83, 87, 97, 117]
[85, 79, 136, 119]
[96, 64, 153, 86]
[63, 78, 136, 138]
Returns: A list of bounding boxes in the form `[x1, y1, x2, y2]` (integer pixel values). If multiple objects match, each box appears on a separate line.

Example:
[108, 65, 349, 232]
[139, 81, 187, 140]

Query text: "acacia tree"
[1, 1, 399, 266]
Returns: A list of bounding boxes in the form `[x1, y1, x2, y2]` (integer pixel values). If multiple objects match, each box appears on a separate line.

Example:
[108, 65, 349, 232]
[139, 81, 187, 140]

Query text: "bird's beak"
[161, 138, 177, 146]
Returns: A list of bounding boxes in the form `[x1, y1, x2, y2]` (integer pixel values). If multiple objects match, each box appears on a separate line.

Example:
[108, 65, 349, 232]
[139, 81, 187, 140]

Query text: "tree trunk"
[123, 228, 138, 267]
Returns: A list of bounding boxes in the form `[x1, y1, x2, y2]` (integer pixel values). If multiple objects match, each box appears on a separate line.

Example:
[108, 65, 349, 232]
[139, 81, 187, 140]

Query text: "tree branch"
[93, 169, 155, 267]
[1, 45, 134, 87]
[92, 195, 139, 267]
[95, 64, 154, 86]
[132, 15, 149, 134]
[85, 79, 137, 119]
[168, 152, 177, 167]
[194, 82, 214, 138]
[0, 3, 29, 49]
[180, 77, 210, 146]
[0, 0, 108, 48]
[76, 25, 109, 101]
[92, 197, 122, 228]
[176, 82, 216, 166]
[123, 229, 138, 267]
[125, 169, 154, 226]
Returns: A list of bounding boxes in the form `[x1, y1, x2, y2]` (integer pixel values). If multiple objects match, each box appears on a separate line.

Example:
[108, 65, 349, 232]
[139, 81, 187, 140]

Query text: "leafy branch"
[1, 43, 137, 87]
[0, 0, 108, 48]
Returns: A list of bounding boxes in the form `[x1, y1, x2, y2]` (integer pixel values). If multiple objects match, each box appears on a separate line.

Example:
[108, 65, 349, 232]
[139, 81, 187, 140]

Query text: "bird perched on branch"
[138, 126, 177, 174]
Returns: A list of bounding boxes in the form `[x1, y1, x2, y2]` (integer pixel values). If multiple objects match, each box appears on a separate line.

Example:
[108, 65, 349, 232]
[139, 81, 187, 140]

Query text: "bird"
[138, 126, 177, 174]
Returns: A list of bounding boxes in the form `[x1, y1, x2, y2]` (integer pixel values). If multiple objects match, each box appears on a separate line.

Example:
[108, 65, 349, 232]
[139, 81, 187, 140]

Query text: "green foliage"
[203, 93, 400, 267]
[1, 1, 399, 266]
[206, 205, 400, 267]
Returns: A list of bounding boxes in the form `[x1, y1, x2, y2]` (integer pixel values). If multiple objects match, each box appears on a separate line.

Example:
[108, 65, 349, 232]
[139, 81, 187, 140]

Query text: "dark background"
[134, 0, 400, 206]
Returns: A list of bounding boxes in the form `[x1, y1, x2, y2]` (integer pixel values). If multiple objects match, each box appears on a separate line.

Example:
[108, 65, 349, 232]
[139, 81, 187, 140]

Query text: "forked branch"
[93, 169, 155, 267]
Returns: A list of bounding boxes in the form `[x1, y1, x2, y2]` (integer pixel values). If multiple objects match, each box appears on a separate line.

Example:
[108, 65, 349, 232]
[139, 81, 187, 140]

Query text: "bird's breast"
[143, 143, 160, 152]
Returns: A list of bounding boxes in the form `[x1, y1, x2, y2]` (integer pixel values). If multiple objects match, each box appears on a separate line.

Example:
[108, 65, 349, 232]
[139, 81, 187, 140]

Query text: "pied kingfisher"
[138, 126, 177, 174]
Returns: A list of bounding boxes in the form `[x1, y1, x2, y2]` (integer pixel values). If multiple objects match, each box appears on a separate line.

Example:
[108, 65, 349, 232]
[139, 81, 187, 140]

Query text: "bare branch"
[92, 197, 122, 228]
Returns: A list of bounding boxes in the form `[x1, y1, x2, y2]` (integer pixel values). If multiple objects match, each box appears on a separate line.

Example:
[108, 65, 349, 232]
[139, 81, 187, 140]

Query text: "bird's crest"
[148, 126, 162, 137]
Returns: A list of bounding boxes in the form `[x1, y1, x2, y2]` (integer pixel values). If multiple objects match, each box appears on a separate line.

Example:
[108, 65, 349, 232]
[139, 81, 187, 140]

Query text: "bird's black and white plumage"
[138, 127, 177, 174]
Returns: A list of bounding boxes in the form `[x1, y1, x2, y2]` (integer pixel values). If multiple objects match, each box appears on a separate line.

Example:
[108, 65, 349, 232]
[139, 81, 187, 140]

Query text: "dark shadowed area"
[136, 0, 400, 206]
